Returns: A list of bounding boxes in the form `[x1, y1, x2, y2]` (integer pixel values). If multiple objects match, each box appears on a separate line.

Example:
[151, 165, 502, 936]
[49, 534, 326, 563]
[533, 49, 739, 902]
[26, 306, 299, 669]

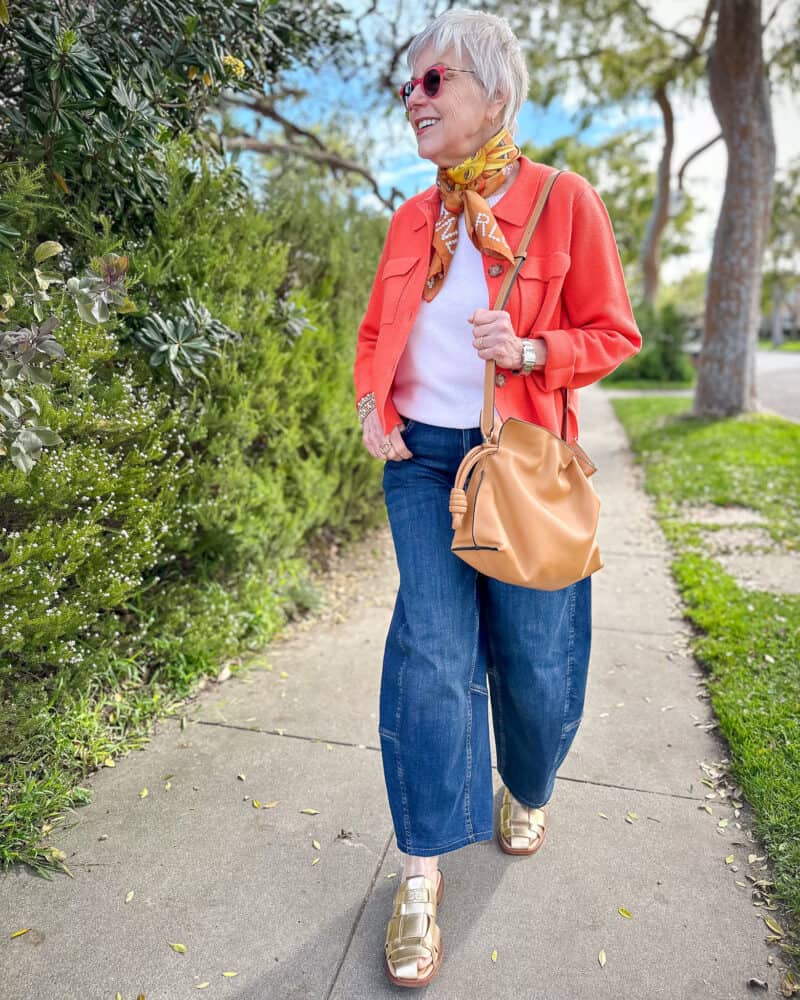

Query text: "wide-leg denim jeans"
[380, 418, 592, 857]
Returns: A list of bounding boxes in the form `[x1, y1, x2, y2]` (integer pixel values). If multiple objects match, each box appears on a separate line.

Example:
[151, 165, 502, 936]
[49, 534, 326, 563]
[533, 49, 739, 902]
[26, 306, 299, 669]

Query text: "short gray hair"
[406, 9, 529, 134]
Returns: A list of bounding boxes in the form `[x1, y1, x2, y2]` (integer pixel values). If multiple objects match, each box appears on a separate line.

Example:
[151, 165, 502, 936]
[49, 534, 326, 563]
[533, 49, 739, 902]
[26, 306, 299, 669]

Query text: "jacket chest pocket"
[379, 256, 419, 327]
[511, 251, 571, 335]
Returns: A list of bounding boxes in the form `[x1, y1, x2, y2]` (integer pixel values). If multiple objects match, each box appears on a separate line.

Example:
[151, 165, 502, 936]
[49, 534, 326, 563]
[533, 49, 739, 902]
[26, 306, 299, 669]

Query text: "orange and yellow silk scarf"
[424, 128, 520, 301]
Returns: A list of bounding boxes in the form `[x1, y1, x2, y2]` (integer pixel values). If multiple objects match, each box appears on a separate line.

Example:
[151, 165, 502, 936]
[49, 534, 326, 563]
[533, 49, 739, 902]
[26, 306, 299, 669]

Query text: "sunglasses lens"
[423, 67, 442, 98]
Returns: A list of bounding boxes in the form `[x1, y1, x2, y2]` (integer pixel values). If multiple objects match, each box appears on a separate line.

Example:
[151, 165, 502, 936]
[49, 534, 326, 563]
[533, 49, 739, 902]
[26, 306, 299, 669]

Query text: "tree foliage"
[0, 0, 349, 230]
[523, 130, 693, 282]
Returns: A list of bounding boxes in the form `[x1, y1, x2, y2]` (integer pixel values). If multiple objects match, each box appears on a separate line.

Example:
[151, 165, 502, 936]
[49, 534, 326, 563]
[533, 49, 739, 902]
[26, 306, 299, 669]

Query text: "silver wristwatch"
[516, 340, 537, 375]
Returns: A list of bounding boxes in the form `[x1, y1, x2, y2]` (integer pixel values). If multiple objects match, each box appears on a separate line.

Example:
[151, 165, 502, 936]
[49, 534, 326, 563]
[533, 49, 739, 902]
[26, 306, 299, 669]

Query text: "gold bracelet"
[357, 392, 376, 424]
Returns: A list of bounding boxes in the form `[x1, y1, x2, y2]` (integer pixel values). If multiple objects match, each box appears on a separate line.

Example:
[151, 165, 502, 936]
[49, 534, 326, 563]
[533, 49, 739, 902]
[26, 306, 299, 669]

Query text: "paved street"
[756, 348, 800, 422]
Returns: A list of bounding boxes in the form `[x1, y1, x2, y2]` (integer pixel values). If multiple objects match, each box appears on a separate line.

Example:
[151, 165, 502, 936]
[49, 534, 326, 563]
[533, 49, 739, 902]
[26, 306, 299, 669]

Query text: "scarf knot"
[425, 128, 520, 301]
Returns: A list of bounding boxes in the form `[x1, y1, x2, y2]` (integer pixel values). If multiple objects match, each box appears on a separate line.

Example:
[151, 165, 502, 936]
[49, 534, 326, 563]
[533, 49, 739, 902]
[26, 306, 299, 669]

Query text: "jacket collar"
[410, 156, 553, 231]
[411, 186, 439, 230]
[491, 157, 553, 226]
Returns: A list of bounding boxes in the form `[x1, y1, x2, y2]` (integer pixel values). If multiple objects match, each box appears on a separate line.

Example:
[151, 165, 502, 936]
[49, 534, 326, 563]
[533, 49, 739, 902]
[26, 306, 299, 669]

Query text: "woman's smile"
[414, 117, 440, 135]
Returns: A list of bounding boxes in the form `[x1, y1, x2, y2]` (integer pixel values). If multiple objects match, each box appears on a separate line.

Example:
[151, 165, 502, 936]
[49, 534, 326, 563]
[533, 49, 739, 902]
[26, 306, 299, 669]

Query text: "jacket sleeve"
[353, 220, 394, 408]
[531, 183, 642, 392]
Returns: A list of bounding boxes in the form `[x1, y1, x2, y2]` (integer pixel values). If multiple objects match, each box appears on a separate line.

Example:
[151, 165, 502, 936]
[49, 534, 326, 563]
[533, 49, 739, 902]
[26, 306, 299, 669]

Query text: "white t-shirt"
[392, 192, 503, 430]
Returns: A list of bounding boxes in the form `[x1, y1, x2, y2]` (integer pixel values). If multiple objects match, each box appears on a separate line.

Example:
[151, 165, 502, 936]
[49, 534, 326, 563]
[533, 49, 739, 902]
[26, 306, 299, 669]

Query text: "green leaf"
[30, 428, 62, 446]
[34, 241, 64, 263]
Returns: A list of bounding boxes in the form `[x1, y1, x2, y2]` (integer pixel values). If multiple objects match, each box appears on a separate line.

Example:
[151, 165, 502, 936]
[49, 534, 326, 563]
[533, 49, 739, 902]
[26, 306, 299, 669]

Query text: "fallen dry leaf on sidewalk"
[781, 972, 800, 996]
[618, 907, 632, 919]
[598, 949, 607, 968]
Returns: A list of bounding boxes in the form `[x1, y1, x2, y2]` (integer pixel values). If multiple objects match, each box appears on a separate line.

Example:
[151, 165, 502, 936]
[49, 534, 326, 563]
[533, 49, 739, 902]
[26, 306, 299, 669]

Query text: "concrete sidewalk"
[0, 387, 784, 999]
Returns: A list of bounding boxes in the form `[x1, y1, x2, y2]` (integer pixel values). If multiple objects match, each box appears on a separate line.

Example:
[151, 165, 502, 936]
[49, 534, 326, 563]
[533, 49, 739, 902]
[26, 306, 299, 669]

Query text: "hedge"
[0, 150, 387, 871]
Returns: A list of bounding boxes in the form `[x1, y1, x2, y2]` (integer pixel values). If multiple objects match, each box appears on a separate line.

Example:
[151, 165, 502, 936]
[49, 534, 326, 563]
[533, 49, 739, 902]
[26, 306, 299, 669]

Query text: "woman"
[354, 9, 641, 988]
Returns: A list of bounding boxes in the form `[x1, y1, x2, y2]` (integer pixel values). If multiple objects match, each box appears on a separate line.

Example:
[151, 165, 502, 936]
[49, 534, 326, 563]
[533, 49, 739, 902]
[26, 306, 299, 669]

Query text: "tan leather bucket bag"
[448, 170, 603, 590]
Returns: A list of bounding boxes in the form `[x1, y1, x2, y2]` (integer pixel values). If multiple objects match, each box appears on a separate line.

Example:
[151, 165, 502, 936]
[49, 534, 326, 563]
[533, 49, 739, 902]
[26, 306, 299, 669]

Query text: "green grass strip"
[612, 396, 800, 942]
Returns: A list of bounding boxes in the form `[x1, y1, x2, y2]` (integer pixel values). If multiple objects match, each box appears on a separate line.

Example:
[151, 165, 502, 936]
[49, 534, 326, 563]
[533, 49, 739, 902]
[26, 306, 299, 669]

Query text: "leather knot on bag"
[448, 478, 478, 529]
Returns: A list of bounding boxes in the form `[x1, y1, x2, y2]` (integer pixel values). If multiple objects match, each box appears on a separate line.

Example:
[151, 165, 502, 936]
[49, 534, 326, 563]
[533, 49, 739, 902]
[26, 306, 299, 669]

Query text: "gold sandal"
[498, 787, 548, 855]
[383, 870, 445, 988]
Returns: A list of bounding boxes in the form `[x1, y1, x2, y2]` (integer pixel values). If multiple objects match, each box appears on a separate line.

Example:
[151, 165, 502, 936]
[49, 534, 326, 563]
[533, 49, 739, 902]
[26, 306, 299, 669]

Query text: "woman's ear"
[488, 95, 507, 129]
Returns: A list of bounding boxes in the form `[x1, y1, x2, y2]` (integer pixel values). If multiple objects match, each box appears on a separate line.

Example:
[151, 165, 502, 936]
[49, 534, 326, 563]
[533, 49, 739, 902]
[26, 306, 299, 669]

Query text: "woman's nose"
[406, 85, 427, 112]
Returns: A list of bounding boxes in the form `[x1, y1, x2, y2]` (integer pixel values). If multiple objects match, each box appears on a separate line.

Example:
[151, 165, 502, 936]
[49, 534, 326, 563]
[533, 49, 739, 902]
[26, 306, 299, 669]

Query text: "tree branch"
[676, 132, 723, 189]
[628, 0, 696, 48]
[223, 134, 402, 211]
[222, 93, 327, 151]
[763, 0, 790, 34]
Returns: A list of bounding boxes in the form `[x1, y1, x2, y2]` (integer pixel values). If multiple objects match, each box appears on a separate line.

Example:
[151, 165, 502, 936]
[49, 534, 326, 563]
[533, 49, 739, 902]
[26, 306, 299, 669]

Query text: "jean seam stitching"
[486, 606, 506, 775]
[463, 577, 479, 841]
[550, 583, 579, 785]
[394, 617, 413, 852]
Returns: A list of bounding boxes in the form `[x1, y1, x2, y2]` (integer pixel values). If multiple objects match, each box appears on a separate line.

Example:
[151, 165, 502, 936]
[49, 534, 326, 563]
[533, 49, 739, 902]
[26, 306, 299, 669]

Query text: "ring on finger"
[379, 440, 391, 454]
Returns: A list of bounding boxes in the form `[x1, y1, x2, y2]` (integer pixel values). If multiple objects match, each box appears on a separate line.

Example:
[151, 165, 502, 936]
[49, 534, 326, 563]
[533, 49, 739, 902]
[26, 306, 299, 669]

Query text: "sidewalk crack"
[190, 719, 703, 802]
[323, 827, 394, 999]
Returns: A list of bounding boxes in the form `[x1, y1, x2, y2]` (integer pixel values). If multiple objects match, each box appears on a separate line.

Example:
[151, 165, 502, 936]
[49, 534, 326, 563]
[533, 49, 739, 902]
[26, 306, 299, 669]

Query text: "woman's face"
[406, 45, 505, 168]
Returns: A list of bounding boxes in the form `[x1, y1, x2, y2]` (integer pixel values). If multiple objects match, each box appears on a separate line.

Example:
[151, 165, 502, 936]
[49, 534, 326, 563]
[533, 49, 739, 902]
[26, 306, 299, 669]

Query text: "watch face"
[523, 341, 537, 371]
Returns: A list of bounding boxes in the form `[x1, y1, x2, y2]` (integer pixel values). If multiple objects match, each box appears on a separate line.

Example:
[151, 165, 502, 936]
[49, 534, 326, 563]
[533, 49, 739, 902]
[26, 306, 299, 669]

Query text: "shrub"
[606, 300, 695, 383]
[0, 149, 388, 871]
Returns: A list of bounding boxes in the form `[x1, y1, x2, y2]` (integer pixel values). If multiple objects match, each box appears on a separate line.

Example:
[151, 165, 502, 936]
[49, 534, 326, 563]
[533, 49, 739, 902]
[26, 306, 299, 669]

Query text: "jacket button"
[488, 263, 504, 277]
[495, 372, 506, 387]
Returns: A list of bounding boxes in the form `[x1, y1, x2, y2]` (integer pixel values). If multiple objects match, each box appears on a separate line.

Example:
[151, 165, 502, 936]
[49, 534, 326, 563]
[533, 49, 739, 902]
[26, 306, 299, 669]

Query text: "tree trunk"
[693, 0, 775, 417]
[640, 83, 674, 306]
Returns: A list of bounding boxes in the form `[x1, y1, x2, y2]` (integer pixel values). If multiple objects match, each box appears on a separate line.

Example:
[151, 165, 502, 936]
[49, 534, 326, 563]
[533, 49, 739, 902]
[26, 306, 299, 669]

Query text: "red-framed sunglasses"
[398, 64, 476, 110]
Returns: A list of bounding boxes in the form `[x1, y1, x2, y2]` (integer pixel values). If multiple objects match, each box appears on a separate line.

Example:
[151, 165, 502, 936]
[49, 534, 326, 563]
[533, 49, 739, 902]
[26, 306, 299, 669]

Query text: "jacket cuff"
[533, 329, 575, 391]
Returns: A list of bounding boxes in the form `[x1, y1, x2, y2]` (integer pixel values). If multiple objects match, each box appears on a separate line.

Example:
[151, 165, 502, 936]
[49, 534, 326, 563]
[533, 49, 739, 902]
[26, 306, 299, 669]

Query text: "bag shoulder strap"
[481, 168, 565, 443]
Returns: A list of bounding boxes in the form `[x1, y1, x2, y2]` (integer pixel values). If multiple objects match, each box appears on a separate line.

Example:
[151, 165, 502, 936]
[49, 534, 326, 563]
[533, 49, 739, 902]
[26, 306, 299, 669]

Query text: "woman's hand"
[361, 408, 413, 462]
[469, 308, 548, 370]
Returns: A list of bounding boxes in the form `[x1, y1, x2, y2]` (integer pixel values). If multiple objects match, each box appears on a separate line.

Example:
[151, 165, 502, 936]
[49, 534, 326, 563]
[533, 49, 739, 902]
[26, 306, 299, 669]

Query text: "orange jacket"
[354, 157, 641, 440]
